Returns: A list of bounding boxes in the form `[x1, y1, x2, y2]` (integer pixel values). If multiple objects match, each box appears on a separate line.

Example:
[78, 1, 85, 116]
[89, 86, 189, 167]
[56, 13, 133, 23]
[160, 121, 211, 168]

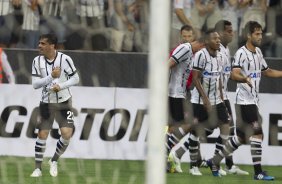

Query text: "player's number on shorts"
[67, 111, 74, 121]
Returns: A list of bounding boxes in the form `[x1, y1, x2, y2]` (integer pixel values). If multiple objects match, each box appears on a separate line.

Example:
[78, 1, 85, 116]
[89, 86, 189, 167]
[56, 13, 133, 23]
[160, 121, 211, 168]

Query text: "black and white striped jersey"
[32, 51, 79, 103]
[219, 44, 231, 100]
[77, 0, 104, 18]
[169, 42, 193, 98]
[21, 0, 40, 31]
[42, 0, 65, 17]
[191, 48, 226, 105]
[0, 0, 14, 15]
[232, 46, 268, 105]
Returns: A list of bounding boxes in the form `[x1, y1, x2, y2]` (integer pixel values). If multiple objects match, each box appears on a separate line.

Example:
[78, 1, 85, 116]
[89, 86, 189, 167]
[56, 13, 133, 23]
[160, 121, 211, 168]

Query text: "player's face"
[222, 25, 233, 44]
[250, 28, 263, 47]
[207, 32, 220, 51]
[38, 38, 55, 56]
[181, 30, 194, 43]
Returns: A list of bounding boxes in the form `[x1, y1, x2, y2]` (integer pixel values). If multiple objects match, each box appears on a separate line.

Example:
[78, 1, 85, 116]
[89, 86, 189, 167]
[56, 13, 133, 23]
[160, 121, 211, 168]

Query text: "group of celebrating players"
[166, 20, 282, 181]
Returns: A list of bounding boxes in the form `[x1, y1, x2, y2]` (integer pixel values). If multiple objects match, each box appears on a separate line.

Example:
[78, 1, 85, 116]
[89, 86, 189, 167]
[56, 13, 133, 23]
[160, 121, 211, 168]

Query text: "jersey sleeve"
[174, 0, 184, 9]
[31, 56, 53, 89]
[31, 57, 41, 77]
[257, 48, 268, 71]
[64, 55, 77, 77]
[171, 43, 192, 64]
[192, 50, 205, 71]
[232, 49, 245, 68]
[59, 55, 79, 89]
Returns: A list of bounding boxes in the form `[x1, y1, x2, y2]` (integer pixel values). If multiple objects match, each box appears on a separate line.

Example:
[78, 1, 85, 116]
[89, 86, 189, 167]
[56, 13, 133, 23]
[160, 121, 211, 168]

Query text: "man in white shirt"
[30, 34, 79, 178]
[208, 21, 281, 180]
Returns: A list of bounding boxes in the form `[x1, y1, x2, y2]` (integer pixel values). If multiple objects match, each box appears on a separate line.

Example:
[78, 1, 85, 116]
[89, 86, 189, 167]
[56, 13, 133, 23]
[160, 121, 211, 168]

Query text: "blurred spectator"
[10, 2, 23, 48]
[39, 0, 68, 50]
[0, 0, 21, 47]
[110, 0, 146, 52]
[274, 0, 282, 57]
[75, 0, 108, 50]
[219, 0, 239, 55]
[76, 0, 105, 29]
[170, 0, 193, 50]
[0, 47, 15, 84]
[191, 0, 222, 36]
[239, 0, 267, 35]
[18, 0, 43, 48]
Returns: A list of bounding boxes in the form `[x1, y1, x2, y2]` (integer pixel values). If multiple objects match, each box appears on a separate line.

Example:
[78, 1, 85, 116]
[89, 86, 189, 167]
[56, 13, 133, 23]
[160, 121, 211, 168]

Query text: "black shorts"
[235, 104, 261, 124]
[38, 99, 75, 130]
[235, 104, 263, 140]
[169, 97, 191, 125]
[192, 102, 230, 129]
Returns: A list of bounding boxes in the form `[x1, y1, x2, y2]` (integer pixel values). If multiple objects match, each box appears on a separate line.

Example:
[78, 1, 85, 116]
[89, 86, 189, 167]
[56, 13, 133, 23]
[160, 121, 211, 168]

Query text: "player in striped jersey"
[208, 21, 282, 180]
[166, 35, 204, 173]
[30, 34, 79, 177]
[169, 20, 249, 176]
[211, 20, 249, 175]
[188, 29, 232, 176]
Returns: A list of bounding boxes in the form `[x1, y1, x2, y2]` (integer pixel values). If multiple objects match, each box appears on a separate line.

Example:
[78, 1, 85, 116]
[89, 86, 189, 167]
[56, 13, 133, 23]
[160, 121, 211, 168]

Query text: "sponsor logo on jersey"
[249, 72, 261, 78]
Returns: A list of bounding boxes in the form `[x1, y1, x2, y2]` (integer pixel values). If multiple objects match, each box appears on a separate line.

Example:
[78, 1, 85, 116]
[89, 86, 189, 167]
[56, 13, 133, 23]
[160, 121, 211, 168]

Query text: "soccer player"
[168, 20, 249, 176]
[166, 34, 204, 173]
[30, 34, 79, 177]
[166, 24, 195, 132]
[207, 21, 281, 180]
[211, 20, 249, 175]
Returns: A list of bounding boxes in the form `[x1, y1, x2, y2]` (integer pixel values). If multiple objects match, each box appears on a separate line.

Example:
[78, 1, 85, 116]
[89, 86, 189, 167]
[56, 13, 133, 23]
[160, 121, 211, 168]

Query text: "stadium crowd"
[0, 0, 281, 56]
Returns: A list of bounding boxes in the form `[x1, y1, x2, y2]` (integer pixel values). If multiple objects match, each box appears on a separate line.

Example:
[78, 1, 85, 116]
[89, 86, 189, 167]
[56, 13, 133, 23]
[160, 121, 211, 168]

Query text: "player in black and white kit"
[30, 34, 79, 177]
[188, 29, 231, 176]
[212, 20, 249, 175]
[208, 21, 282, 180]
[166, 37, 204, 173]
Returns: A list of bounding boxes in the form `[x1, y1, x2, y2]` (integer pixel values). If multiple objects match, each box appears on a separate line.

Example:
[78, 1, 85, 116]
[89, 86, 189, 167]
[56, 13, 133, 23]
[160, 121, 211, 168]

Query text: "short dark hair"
[203, 28, 217, 41]
[180, 24, 193, 32]
[243, 21, 262, 37]
[39, 34, 58, 45]
[214, 20, 232, 32]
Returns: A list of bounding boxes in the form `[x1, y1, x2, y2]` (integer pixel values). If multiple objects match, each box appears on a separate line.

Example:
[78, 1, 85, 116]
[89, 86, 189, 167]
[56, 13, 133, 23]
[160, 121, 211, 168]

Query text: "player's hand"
[245, 77, 252, 87]
[51, 84, 61, 92]
[203, 97, 212, 112]
[51, 67, 61, 78]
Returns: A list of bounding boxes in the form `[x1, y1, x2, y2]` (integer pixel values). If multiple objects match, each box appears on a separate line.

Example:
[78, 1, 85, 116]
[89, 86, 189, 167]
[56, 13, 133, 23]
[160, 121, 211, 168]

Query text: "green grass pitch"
[1, 156, 281, 184]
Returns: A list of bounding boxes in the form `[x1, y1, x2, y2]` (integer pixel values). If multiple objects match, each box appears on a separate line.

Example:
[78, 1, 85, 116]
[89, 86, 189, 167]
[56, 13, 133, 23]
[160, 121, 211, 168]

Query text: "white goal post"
[146, 0, 171, 184]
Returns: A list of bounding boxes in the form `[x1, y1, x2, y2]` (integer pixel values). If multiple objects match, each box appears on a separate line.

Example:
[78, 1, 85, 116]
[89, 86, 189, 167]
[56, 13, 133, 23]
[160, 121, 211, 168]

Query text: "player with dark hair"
[169, 20, 249, 176]
[207, 21, 281, 180]
[30, 33, 79, 177]
[166, 33, 205, 173]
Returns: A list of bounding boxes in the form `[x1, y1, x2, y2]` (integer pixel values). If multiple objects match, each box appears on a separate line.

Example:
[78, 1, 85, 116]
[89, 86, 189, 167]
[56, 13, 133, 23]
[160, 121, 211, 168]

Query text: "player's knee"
[236, 129, 246, 143]
[252, 121, 263, 135]
[61, 128, 74, 140]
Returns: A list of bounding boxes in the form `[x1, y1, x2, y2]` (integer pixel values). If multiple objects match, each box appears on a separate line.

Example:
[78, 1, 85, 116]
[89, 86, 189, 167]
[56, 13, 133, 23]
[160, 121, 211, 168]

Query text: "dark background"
[3, 49, 282, 93]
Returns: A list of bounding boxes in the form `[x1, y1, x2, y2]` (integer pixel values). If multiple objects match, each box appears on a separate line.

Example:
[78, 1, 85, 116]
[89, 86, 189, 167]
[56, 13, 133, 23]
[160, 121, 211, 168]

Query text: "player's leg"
[167, 97, 195, 173]
[207, 103, 243, 176]
[224, 100, 249, 175]
[31, 102, 54, 177]
[166, 97, 188, 154]
[187, 103, 210, 175]
[240, 105, 274, 180]
[49, 99, 75, 177]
